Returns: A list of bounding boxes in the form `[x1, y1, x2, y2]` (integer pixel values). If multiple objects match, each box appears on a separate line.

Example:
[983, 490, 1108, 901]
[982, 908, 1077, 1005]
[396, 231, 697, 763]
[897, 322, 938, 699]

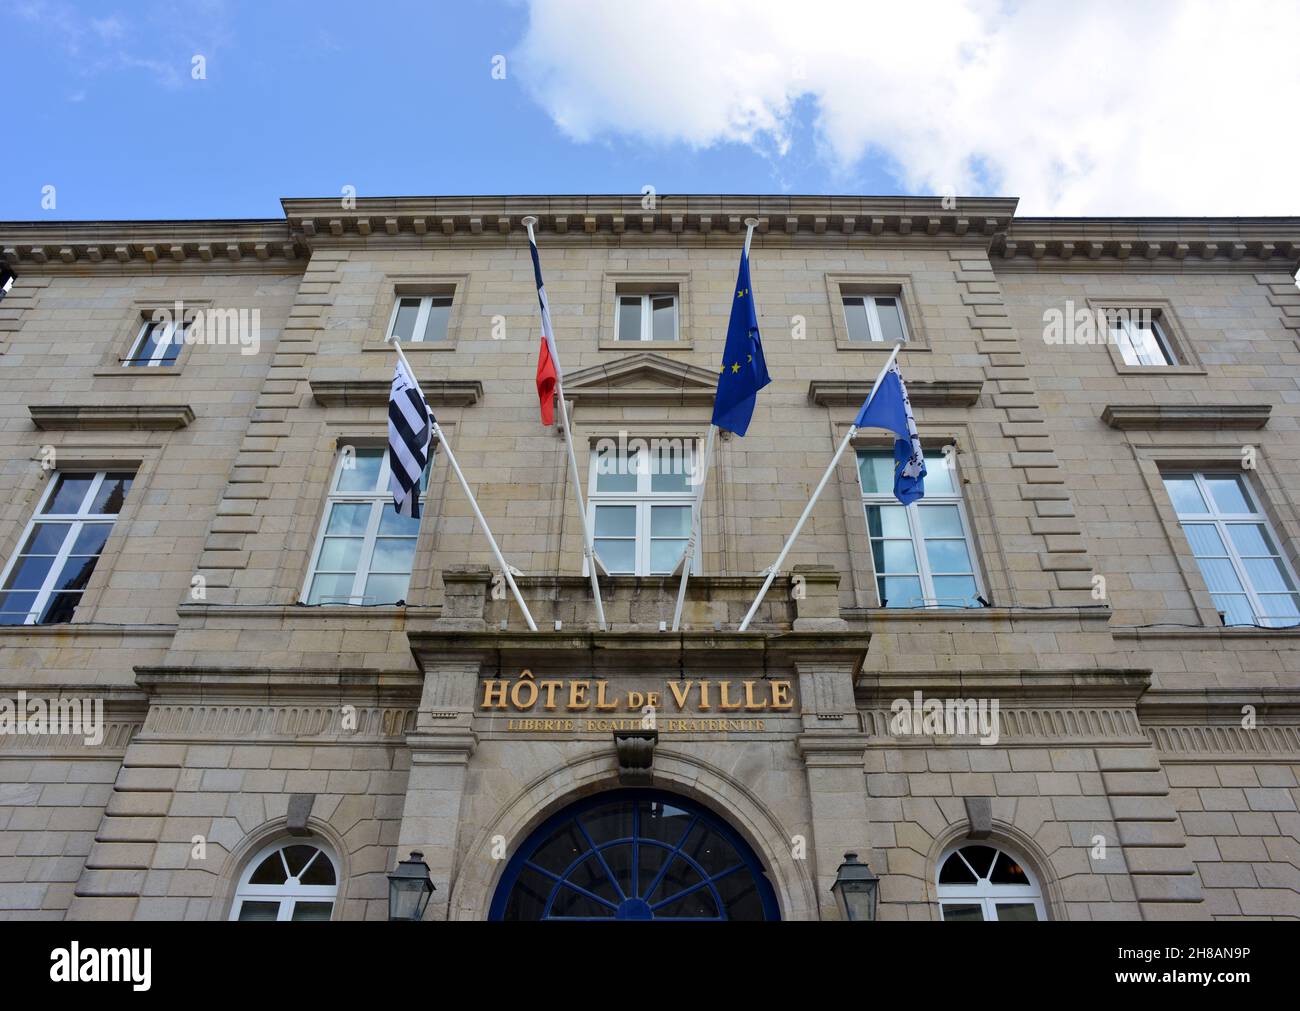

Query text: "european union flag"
[711, 248, 771, 436]
[854, 359, 927, 505]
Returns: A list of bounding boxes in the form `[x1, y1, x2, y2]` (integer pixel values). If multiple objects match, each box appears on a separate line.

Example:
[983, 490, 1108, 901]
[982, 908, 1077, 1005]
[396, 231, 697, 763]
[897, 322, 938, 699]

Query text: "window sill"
[1114, 364, 1207, 376]
[834, 339, 928, 352]
[93, 365, 185, 377]
[176, 602, 440, 620]
[599, 339, 693, 352]
[361, 340, 456, 353]
[1111, 624, 1300, 639]
[0, 622, 176, 637]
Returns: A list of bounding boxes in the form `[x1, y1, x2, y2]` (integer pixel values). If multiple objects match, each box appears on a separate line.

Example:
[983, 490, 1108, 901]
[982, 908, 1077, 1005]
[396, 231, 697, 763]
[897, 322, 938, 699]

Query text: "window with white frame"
[0, 266, 14, 301]
[842, 293, 908, 344]
[937, 843, 1046, 922]
[230, 840, 338, 921]
[858, 447, 982, 608]
[123, 314, 192, 367]
[589, 440, 697, 576]
[1108, 308, 1177, 366]
[1162, 471, 1300, 628]
[616, 292, 679, 342]
[0, 471, 133, 626]
[303, 447, 430, 606]
[387, 293, 452, 343]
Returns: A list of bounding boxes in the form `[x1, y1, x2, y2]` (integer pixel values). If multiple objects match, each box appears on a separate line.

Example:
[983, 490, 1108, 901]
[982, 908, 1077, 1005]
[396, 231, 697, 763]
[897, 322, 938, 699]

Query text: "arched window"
[230, 840, 338, 921]
[936, 842, 1045, 921]
[490, 789, 780, 921]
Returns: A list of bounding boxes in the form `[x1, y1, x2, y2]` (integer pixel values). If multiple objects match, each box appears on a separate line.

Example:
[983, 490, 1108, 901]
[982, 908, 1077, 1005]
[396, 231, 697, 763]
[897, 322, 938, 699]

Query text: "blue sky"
[3, 0, 896, 221]
[4, 0, 1299, 221]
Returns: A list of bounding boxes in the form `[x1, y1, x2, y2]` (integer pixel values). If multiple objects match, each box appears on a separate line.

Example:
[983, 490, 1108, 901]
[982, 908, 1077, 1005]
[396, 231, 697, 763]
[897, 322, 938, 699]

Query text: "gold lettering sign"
[481, 671, 795, 722]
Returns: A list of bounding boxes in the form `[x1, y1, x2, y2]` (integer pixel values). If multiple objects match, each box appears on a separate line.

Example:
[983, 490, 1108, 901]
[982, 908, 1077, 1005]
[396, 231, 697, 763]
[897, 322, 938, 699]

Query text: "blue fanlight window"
[489, 789, 780, 921]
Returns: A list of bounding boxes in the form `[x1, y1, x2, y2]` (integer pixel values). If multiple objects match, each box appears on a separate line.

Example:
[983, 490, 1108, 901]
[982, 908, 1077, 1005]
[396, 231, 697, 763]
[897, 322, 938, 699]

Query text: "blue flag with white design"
[854, 359, 926, 505]
[711, 248, 771, 436]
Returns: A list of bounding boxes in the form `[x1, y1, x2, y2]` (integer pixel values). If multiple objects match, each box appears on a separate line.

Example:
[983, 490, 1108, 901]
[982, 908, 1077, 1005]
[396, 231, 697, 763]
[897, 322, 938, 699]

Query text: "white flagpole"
[522, 216, 607, 631]
[671, 216, 759, 632]
[392, 341, 537, 632]
[737, 341, 901, 632]
[670, 422, 715, 631]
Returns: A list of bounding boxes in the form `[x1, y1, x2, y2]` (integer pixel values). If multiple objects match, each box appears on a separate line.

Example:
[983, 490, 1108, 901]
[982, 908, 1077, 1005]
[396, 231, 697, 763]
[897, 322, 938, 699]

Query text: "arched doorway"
[489, 788, 781, 921]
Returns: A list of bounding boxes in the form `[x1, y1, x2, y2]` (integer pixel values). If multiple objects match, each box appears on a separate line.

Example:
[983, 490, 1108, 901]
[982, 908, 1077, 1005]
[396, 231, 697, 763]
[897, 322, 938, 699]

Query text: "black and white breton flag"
[388, 356, 433, 519]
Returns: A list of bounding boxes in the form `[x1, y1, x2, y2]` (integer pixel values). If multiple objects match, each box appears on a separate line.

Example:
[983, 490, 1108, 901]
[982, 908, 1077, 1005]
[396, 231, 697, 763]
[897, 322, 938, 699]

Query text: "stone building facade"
[0, 195, 1298, 921]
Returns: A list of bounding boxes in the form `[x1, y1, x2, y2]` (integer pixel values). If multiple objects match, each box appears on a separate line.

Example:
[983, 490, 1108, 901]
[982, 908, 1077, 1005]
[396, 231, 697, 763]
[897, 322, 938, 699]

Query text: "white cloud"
[515, 0, 1300, 215]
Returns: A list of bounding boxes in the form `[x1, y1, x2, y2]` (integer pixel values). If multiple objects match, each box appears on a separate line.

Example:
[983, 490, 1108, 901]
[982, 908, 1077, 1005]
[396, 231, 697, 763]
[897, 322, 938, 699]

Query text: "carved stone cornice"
[1137, 688, 1300, 723]
[1141, 688, 1300, 761]
[994, 218, 1300, 272]
[857, 669, 1153, 746]
[0, 219, 302, 271]
[1146, 724, 1300, 761]
[130, 667, 421, 744]
[280, 195, 1019, 247]
[808, 378, 983, 409]
[0, 688, 145, 756]
[137, 701, 417, 744]
[1101, 403, 1271, 430]
[29, 403, 195, 430]
[862, 704, 1147, 744]
[0, 719, 140, 754]
[132, 666, 422, 704]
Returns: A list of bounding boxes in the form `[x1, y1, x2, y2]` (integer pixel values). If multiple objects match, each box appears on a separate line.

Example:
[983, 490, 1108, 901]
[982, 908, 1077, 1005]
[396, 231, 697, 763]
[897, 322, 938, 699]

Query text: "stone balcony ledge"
[436, 564, 846, 634]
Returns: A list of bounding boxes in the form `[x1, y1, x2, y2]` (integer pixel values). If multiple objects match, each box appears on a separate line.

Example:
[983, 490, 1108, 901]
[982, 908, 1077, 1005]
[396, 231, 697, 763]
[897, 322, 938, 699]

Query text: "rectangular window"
[615, 293, 679, 342]
[1163, 471, 1300, 627]
[386, 294, 452, 344]
[858, 448, 981, 608]
[0, 471, 133, 625]
[303, 447, 430, 605]
[589, 440, 696, 575]
[842, 294, 907, 344]
[1109, 309, 1177, 366]
[124, 316, 191, 367]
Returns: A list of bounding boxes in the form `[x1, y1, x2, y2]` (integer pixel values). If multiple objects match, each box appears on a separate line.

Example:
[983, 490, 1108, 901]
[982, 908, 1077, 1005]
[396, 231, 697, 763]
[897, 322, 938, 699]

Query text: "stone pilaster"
[794, 656, 871, 920]
[393, 659, 480, 920]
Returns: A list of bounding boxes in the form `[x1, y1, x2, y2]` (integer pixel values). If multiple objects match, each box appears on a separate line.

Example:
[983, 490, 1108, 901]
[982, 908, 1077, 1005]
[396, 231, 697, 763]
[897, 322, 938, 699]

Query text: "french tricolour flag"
[527, 234, 561, 425]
